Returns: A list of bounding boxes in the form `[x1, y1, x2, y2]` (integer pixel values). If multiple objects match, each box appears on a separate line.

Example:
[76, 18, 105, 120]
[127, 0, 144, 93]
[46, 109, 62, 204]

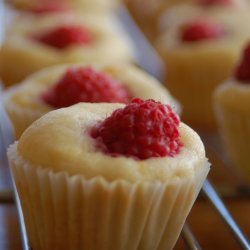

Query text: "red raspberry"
[181, 20, 225, 42]
[91, 98, 182, 160]
[41, 67, 131, 108]
[198, 0, 232, 6]
[36, 25, 93, 49]
[234, 42, 250, 82]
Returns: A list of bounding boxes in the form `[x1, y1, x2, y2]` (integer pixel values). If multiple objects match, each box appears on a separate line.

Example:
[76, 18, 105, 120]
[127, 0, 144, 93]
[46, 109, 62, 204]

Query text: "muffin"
[158, 0, 248, 36]
[0, 12, 134, 86]
[8, 99, 210, 250]
[3, 63, 180, 138]
[156, 11, 250, 130]
[125, 0, 248, 42]
[213, 42, 250, 183]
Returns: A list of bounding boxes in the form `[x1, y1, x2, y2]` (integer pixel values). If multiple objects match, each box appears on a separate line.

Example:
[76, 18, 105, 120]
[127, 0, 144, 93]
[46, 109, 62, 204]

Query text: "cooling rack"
[0, 2, 249, 250]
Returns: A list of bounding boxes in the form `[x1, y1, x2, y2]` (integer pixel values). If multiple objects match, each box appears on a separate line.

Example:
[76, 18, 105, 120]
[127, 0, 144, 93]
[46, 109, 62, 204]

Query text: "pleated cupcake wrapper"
[169, 74, 221, 130]
[4, 89, 47, 138]
[163, 51, 238, 130]
[8, 143, 210, 250]
[215, 107, 250, 183]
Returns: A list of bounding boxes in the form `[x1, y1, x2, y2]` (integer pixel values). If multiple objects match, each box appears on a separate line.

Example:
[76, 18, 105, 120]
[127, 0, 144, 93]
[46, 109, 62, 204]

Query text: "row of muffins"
[1, 1, 210, 250]
[126, 0, 250, 184]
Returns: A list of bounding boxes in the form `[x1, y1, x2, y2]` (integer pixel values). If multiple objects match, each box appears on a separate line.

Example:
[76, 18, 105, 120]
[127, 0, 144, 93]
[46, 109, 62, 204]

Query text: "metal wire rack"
[0, 3, 249, 250]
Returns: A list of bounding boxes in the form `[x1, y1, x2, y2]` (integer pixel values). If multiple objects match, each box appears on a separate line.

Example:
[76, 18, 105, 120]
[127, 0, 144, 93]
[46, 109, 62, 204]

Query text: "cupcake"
[0, 12, 134, 86]
[158, 0, 248, 37]
[8, 99, 210, 250]
[213, 42, 250, 183]
[155, 11, 250, 130]
[4, 63, 180, 138]
[125, 0, 248, 42]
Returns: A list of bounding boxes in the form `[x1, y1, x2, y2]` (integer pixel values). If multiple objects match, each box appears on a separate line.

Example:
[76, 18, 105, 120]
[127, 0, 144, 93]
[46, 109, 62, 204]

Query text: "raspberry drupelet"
[41, 66, 131, 108]
[181, 20, 225, 42]
[35, 25, 93, 49]
[234, 42, 250, 82]
[91, 98, 182, 160]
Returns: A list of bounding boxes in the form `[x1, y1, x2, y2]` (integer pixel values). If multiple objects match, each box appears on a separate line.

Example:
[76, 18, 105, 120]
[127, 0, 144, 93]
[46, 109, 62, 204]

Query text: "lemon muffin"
[125, 0, 248, 42]
[158, 0, 248, 36]
[214, 42, 250, 183]
[8, 99, 210, 250]
[0, 12, 134, 86]
[4, 63, 180, 138]
[156, 11, 250, 130]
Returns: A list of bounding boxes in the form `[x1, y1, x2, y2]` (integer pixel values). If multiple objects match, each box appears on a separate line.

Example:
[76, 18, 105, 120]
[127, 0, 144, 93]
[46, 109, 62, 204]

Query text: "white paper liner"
[8, 142, 210, 250]
[215, 107, 250, 183]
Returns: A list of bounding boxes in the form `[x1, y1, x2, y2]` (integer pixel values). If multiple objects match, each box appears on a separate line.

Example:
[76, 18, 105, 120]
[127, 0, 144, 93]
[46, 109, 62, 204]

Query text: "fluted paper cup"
[215, 106, 250, 183]
[8, 142, 209, 250]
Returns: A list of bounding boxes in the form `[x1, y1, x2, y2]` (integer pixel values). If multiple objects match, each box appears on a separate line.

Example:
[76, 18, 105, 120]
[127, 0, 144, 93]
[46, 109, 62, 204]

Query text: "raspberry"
[91, 98, 182, 160]
[198, 0, 232, 6]
[36, 25, 93, 49]
[181, 20, 225, 42]
[234, 42, 250, 82]
[41, 67, 131, 108]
